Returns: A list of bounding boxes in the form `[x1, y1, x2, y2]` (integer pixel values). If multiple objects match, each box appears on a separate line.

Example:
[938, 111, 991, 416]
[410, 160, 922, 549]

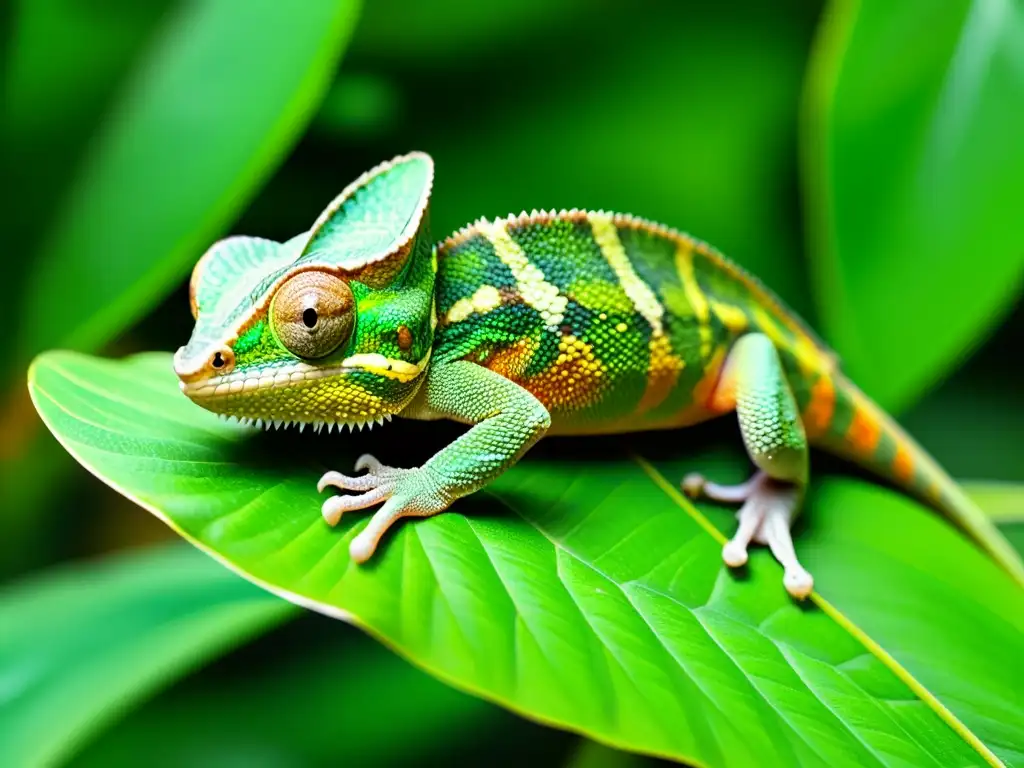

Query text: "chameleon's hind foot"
[683, 471, 763, 503]
[683, 471, 814, 600]
[318, 454, 448, 563]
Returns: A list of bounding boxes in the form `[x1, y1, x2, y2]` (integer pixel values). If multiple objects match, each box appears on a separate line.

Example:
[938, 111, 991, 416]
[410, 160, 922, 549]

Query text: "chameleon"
[173, 152, 1024, 598]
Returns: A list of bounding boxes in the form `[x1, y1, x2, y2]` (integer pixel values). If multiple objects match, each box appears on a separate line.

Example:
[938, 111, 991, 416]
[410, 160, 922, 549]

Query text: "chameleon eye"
[270, 271, 354, 359]
[396, 325, 413, 351]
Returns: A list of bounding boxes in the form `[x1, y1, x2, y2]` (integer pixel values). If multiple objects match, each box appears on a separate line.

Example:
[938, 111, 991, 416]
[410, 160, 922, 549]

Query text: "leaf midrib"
[632, 453, 1003, 768]
[497, 477, 899, 768]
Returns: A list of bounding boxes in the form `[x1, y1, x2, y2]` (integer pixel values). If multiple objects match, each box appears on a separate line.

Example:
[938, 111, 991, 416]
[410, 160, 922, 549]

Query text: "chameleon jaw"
[217, 412, 393, 434]
[178, 352, 426, 399]
[179, 352, 427, 431]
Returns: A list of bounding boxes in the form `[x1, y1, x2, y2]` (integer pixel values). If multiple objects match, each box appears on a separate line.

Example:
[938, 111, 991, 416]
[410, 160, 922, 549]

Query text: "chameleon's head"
[173, 152, 436, 431]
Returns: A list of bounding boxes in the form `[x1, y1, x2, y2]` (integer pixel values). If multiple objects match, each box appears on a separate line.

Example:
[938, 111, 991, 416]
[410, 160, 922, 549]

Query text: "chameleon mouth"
[216, 412, 393, 433]
[178, 352, 429, 399]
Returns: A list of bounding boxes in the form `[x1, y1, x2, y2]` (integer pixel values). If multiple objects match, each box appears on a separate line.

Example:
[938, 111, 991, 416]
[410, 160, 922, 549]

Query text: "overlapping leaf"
[70, 614, 499, 767]
[802, 0, 1024, 410]
[0, 0, 363, 571]
[14, 0, 362, 372]
[29, 352, 1024, 767]
[0, 544, 291, 768]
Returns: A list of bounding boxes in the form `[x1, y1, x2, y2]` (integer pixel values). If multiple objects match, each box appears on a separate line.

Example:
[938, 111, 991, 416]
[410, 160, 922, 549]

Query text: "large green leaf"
[0, 543, 292, 768]
[802, 0, 1024, 411]
[13, 0, 361, 375]
[29, 351, 1024, 767]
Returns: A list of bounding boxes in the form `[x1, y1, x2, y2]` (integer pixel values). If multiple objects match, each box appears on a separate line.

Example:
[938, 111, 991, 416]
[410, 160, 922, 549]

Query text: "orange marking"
[696, 346, 731, 413]
[522, 335, 606, 411]
[892, 441, 915, 484]
[846, 405, 882, 455]
[637, 335, 684, 415]
[802, 374, 835, 439]
[482, 337, 536, 381]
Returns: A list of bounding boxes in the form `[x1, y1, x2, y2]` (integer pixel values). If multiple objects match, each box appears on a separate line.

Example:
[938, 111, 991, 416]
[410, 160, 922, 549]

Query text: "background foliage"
[2, 1, 1022, 766]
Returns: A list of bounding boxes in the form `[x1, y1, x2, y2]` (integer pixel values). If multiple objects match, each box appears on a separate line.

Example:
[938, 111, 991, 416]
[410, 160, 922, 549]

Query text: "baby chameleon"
[174, 152, 1024, 599]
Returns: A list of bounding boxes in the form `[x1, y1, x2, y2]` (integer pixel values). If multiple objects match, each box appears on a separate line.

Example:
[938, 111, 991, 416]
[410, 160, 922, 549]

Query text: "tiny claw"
[682, 473, 705, 498]
[722, 540, 749, 568]
[317, 471, 344, 494]
[784, 567, 814, 600]
[320, 486, 392, 526]
[355, 453, 382, 473]
[322, 496, 345, 526]
[349, 530, 376, 563]
[318, 469, 379, 492]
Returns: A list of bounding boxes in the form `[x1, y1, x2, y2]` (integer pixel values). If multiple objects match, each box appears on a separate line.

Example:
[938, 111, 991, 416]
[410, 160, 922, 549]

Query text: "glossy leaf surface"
[29, 352, 1024, 767]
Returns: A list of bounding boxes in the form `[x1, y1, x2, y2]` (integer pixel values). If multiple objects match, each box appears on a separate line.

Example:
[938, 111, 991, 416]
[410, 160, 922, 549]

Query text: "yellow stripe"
[444, 284, 503, 324]
[709, 300, 749, 333]
[477, 219, 567, 330]
[589, 214, 686, 415]
[590, 214, 664, 335]
[341, 350, 430, 382]
[674, 241, 708, 320]
[674, 240, 713, 357]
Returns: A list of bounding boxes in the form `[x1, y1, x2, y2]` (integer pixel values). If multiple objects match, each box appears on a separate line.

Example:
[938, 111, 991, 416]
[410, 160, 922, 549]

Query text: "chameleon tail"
[806, 373, 1024, 588]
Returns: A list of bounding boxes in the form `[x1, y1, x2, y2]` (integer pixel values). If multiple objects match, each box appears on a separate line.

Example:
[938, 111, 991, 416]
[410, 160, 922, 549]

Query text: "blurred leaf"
[351, 0, 596, 67]
[900, 332, 1024, 483]
[2, 0, 171, 271]
[802, 0, 1024, 411]
[29, 351, 1024, 767]
[1000, 526, 1024, 562]
[3, 1, 167, 142]
[425, 6, 817, 317]
[13, 0, 362, 378]
[565, 740, 646, 768]
[965, 482, 1024, 560]
[313, 73, 402, 139]
[966, 482, 1024, 524]
[0, 543, 293, 768]
[72, 618, 499, 767]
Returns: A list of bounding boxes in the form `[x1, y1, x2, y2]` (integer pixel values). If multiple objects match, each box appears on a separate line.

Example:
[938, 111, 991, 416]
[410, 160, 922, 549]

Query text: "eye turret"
[270, 271, 355, 359]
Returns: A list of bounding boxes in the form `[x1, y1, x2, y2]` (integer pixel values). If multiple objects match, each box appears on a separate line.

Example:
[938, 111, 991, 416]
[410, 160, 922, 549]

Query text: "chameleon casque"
[174, 152, 1024, 598]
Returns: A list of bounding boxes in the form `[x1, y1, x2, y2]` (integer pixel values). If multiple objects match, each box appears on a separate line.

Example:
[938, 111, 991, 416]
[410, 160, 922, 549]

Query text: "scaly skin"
[174, 152, 1024, 598]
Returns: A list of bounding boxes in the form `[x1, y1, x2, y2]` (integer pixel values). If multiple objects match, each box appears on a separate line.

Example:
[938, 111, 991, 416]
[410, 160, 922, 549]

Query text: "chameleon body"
[174, 153, 1024, 598]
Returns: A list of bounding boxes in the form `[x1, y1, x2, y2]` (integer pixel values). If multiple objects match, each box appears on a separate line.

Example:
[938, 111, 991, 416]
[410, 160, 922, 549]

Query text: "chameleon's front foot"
[318, 454, 449, 563]
[684, 471, 814, 600]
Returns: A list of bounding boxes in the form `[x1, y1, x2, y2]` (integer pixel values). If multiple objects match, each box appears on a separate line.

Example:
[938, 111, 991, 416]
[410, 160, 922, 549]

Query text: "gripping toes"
[317, 454, 447, 564]
[319, 455, 396, 525]
[318, 454, 403, 527]
[686, 471, 814, 600]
